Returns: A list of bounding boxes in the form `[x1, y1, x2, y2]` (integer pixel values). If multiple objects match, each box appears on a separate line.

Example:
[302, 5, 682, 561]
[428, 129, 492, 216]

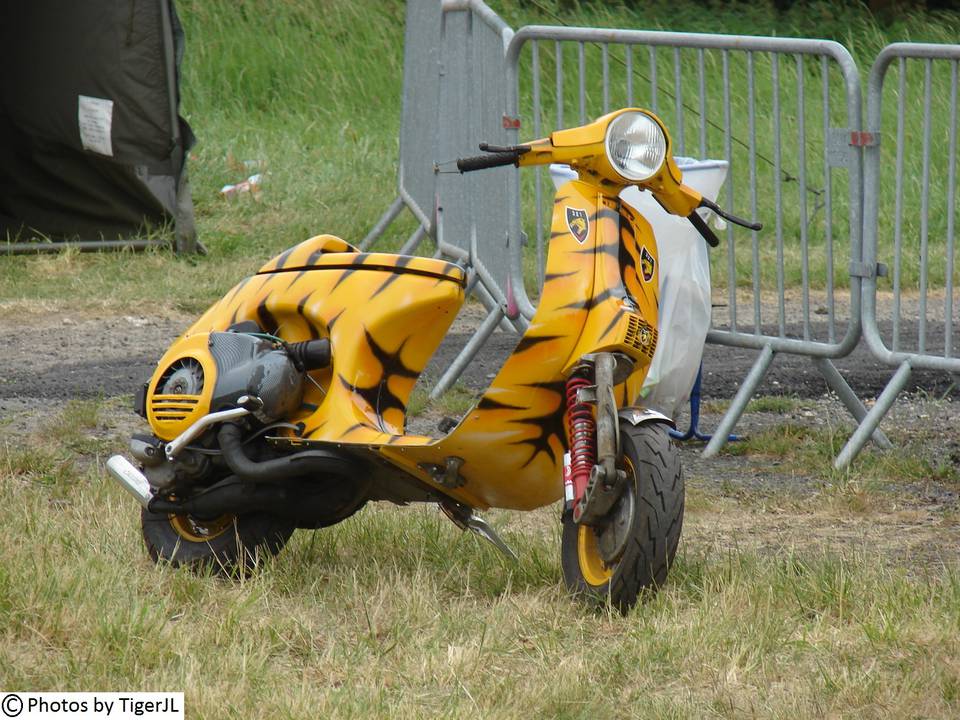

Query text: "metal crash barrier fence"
[836, 43, 960, 468]
[367, 1, 960, 467]
[502, 26, 890, 458]
[361, 0, 527, 400]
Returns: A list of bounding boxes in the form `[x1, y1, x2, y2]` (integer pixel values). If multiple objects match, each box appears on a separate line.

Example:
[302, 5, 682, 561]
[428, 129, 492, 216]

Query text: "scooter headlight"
[604, 111, 667, 182]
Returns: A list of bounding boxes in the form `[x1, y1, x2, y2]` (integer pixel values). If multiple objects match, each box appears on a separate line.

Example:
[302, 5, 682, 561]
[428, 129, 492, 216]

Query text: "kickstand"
[670, 363, 741, 443]
[439, 501, 518, 562]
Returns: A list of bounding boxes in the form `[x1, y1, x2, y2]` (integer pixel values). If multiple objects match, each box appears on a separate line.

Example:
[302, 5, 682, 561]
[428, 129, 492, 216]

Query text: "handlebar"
[457, 140, 762, 251]
[456, 152, 519, 173]
[456, 143, 530, 173]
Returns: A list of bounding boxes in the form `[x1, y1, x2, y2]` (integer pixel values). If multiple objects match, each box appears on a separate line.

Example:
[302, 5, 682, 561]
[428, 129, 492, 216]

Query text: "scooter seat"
[258, 235, 466, 285]
[258, 234, 359, 273]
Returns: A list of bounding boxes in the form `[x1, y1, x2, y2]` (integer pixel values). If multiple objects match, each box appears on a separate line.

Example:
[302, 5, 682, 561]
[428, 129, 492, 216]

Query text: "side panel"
[151, 236, 465, 444]
[384, 185, 663, 511]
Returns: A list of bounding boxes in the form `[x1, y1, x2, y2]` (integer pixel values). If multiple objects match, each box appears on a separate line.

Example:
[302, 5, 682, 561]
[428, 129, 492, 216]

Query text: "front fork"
[564, 353, 629, 525]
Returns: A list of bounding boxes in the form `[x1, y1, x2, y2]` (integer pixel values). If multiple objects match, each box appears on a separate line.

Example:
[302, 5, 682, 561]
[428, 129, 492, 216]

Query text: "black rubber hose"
[217, 423, 355, 482]
[285, 338, 331, 372]
[457, 152, 518, 173]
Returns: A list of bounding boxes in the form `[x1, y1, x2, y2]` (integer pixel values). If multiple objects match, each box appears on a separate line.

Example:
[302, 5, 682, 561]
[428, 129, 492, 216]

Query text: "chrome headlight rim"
[604, 110, 668, 183]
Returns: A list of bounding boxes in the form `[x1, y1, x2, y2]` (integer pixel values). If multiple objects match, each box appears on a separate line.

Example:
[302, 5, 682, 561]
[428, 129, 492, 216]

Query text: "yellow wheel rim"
[168, 513, 234, 543]
[576, 456, 637, 587]
[577, 524, 614, 587]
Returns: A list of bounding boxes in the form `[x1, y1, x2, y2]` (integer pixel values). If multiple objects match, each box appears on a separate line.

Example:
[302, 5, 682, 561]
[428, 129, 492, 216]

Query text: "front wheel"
[561, 421, 684, 612]
[141, 509, 294, 576]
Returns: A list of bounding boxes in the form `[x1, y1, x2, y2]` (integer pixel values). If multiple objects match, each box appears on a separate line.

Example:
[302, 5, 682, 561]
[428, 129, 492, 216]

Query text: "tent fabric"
[0, 0, 196, 249]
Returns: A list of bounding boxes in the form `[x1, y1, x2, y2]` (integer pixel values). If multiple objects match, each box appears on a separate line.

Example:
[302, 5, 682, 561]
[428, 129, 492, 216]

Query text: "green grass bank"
[2, 0, 959, 310]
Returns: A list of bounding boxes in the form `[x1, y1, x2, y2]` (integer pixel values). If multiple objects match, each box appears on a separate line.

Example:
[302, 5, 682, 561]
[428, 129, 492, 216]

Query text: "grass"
[719, 419, 960, 488]
[703, 395, 804, 414]
[3, 0, 959, 313]
[0, 393, 957, 715]
[2, 436, 960, 717]
[407, 384, 479, 423]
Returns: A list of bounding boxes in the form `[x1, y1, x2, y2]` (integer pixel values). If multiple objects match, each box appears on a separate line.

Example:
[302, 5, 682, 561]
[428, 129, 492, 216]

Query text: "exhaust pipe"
[108, 429, 365, 522]
[106, 455, 153, 508]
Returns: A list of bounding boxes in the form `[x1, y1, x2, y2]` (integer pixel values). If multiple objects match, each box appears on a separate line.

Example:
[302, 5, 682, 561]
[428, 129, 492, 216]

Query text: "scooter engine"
[142, 331, 330, 431]
[135, 331, 330, 491]
[203, 331, 308, 422]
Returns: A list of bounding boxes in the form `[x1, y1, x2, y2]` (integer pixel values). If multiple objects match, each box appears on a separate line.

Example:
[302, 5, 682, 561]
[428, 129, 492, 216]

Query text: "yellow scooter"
[106, 108, 759, 611]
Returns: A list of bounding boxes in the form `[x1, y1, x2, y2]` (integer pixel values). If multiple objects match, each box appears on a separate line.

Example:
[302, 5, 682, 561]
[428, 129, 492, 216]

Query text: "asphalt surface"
[1, 317, 955, 404]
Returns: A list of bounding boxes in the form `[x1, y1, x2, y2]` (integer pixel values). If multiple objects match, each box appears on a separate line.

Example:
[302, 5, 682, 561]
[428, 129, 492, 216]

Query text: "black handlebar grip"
[688, 210, 720, 248]
[456, 152, 518, 173]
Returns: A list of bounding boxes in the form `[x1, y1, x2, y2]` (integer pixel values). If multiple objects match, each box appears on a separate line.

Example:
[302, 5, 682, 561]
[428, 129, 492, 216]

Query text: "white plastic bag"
[549, 158, 728, 419]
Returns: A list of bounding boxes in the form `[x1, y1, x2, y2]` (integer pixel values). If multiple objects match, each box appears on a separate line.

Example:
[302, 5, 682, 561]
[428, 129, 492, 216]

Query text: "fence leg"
[813, 357, 891, 449]
[429, 305, 505, 401]
[702, 344, 776, 458]
[472, 281, 526, 334]
[833, 360, 912, 470]
[359, 196, 405, 251]
[399, 225, 428, 255]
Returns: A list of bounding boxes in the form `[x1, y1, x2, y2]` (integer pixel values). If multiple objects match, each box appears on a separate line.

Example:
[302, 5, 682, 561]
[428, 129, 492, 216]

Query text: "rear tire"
[141, 510, 294, 576]
[561, 421, 684, 612]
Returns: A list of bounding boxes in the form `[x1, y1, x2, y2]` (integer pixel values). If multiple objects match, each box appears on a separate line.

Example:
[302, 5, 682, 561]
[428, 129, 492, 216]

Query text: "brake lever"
[698, 197, 763, 232]
[687, 210, 720, 248]
[477, 142, 531, 155]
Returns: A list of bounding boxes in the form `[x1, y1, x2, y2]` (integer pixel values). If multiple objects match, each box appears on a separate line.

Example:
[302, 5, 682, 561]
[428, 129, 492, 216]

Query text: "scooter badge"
[566, 207, 589, 244]
[640, 246, 656, 282]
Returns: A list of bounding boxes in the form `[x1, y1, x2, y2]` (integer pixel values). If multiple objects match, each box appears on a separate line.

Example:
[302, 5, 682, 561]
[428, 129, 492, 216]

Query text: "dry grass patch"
[2, 405, 960, 718]
[721, 422, 960, 488]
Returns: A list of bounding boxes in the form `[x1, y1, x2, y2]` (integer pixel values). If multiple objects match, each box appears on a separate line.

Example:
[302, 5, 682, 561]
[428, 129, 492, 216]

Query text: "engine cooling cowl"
[207, 332, 304, 422]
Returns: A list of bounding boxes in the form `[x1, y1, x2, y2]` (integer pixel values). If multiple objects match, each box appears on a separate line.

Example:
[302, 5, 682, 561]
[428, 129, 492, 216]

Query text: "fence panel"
[397, 0, 444, 235]
[434, 1, 514, 292]
[836, 42, 960, 467]
[502, 27, 881, 457]
[376, 8, 958, 466]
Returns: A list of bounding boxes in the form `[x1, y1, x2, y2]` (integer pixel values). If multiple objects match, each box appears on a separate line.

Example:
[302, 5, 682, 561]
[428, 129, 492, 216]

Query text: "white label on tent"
[78, 95, 114, 156]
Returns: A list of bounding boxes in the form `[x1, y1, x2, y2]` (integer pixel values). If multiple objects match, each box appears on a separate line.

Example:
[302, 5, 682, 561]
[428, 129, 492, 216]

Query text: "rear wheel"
[141, 509, 294, 576]
[561, 421, 684, 612]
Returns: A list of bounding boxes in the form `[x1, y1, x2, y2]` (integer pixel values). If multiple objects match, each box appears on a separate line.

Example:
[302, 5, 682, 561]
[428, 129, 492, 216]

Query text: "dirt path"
[0, 301, 955, 405]
[2, 303, 958, 572]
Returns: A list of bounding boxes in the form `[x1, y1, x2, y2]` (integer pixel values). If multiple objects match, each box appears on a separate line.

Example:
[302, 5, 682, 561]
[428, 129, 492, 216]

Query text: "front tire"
[141, 510, 294, 576]
[561, 421, 684, 612]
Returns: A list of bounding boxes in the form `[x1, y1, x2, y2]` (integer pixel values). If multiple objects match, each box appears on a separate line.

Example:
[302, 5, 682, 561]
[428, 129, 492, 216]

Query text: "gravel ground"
[1, 294, 956, 404]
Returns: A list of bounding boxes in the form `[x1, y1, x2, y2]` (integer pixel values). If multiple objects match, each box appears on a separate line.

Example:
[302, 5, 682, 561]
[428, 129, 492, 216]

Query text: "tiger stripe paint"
[146, 235, 465, 443]
[144, 108, 690, 514]
[147, 194, 660, 511]
[382, 180, 661, 511]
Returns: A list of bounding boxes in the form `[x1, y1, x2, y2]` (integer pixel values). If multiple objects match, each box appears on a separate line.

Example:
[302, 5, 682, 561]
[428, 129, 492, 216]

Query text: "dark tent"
[0, 0, 197, 253]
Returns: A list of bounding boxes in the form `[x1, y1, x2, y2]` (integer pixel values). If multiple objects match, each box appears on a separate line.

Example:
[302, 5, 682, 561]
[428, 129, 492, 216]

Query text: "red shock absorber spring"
[565, 375, 596, 512]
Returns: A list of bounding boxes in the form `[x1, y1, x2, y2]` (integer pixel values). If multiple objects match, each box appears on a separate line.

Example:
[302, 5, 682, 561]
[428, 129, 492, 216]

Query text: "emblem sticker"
[639, 326, 653, 348]
[565, 207, 590, 244]
[640, 246, 656, 282]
